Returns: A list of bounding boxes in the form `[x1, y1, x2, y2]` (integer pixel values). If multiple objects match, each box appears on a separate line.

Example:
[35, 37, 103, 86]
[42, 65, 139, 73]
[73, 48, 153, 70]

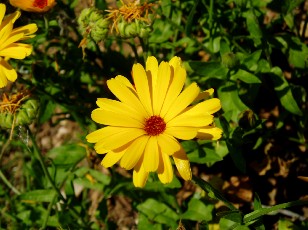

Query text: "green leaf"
[243, 10, 262, 46]
[189, 61, 229, 80]
[243, 199, 308, 224]
[231, 69, 261, 84]
[181, 198, 214, 221]
[47, 144, 87, 168]
[73, 178, 105, 190]
[269, 67, 303, 116]
[138, 213, 163, 230]
[19, 189, 57, 202]
[241, 50, 262, 71]
[192, 176, 237, 211]
[137, 199, 179, 228]
[186, 142, 223, 164]
[217, 82, 249, 122]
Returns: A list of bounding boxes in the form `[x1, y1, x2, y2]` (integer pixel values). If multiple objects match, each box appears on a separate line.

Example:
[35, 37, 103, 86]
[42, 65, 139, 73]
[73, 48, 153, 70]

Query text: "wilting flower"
[87, 56, 222, 187]
[0, 3, 37, 88]
[9, 0, 56, 13]
[0, 91, 39, 130]
[106, 0, 155, 38]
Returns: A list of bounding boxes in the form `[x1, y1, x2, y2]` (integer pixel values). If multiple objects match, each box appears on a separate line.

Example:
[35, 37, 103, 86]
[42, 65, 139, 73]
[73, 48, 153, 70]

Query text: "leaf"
[241, 50, 262, 71]
[137, 199, 179, 229]
[269, 67, 302, 116]
[217, 82, 249, 122]
[181, 198, 214, 221]
[73, 178, 105, 190]
[138, 213, 163, 230]
[185, 0, 200, 36]
[231, 69, 261, 84]
[47, 144, 87, 168]
[186, 142, 223, 164]
[189, 61, 229, 80]
[19, 189, 57, 202]
[243, 10, 262, 46]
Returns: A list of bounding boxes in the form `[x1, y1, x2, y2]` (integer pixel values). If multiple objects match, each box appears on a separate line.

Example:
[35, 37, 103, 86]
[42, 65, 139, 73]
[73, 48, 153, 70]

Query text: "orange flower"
[9, 0, 56, 13]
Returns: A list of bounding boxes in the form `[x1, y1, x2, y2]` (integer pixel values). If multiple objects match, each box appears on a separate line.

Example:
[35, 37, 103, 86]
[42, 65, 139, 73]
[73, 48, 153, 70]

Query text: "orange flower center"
[144, 116, 166, 136]
[33, 0, 48, 9]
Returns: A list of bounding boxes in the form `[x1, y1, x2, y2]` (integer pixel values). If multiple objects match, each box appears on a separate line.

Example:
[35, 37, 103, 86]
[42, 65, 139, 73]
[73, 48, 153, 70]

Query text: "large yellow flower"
[9, 0, 56, 13]
[0, 4, 37, 88]
[87, 56, 222, 187]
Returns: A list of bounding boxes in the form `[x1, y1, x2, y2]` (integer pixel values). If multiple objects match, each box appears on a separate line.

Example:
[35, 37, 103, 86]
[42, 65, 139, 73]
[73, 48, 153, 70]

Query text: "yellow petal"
[96, 98, 145, 123]
[167, 114, 213, 127]
[152, 61, 171, 115]
[0, 43, 32, 59]
[143, 136, 159, 172]
[107, 77, 149, 117]
[0, 31, 24, 50]
[193, 88, 214, 102]
[133, 159, 149, 188]
[0, 59, 17, 82]
[168, 56, 182, 70]
[0, 4, 5, 25]
[196, 127, 223, 140]
[120, 135, 150, 170]
[132, 63, 153, 115]
[95, 128, 145, 151]
[0, 21, 13, 45]
[157, 153, 173, 184]
[0, 66, 8, 88]
[11, 23, 38, 38]
[91, 108, 143, 128]
[160, 65, 186, 118]
[163, 82, 200, 122]
[164, 126, 198, 140]
[146, 56, 158, 85]
[157, 134, 181, 155]
[86, 126, 121, 143]
[101, 150, 126, 168]
[173, 147, 192, 181]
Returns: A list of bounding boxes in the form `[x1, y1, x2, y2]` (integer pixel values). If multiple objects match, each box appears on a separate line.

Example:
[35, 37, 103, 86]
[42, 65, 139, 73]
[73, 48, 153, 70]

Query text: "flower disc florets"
[144, 116, 166, 136]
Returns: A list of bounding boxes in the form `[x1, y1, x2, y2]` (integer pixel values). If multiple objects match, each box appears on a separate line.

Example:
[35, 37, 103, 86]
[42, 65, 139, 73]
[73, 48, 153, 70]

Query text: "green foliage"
[1, 0, 307, 229]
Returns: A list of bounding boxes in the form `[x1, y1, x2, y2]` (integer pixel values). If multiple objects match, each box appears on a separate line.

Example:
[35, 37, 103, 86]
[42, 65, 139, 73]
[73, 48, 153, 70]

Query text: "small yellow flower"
[87, 56, 222, 187]
[9, 0, 56, 13]
[0, 4, 37, 88]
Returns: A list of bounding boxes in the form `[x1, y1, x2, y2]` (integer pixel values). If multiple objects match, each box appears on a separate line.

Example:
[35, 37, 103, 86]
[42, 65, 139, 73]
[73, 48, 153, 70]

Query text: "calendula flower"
[106, 0, 155, 38]
[0, 4, 37, 88]
[9, 0, 56, 13]
[87, 56, 222, 187]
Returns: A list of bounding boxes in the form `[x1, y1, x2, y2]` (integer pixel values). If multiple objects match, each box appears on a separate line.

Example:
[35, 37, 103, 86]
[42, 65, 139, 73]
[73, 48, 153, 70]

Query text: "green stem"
[0, 170, 21, 195]
[192, 175, 237, 211]
[26, 126, 88, 228]
[41, 193, 58, 230]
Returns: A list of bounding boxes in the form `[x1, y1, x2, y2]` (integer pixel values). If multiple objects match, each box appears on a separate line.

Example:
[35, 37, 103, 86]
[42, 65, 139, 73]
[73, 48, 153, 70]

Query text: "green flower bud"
[117, 18, 152, 39]
[78, 7, 110, 43]
[221, 52, 240, 69]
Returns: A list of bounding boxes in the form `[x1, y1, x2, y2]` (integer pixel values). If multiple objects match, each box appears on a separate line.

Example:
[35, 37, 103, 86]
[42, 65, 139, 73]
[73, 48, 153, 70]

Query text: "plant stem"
[0, 170, 21, 195]
[26, 126, 88, 228]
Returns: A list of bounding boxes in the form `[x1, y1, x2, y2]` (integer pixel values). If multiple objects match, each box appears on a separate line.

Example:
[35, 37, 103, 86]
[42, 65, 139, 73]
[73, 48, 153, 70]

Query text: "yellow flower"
[87, 56, 222, 187]
[0, 3, 37, 88]
[9, 0, 56, 13]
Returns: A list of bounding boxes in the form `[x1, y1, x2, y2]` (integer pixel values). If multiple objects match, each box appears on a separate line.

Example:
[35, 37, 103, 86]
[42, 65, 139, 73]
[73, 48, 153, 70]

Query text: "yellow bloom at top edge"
[9, 0, 56, 13]
[86, 56, 223, 188]
[0, 3, 37, 88]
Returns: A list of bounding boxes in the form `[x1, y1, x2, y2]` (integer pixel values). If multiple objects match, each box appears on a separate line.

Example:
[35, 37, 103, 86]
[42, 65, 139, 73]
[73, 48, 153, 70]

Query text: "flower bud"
[78, 7, 110, 43]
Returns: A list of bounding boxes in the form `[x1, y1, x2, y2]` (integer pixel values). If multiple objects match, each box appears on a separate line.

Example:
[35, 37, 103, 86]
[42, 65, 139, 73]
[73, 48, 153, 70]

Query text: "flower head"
[106, 0, 155, 38]
[0, 4, 37, 88]
[0, 90, 39, 130]
[87, 56, 222, 187]
[9, 0, 56, 13]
